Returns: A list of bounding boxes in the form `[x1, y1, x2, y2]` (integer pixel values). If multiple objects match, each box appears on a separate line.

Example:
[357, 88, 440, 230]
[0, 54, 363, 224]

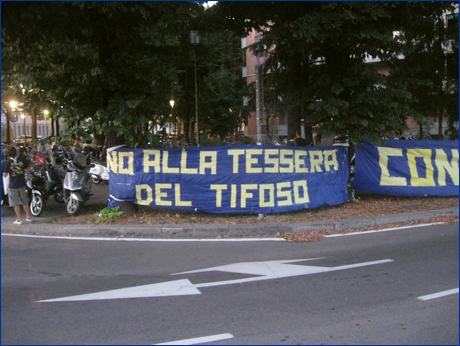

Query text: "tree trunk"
[56, 118, 60, 136]
[438, 107, 443, 139]
[116, 201, 138, 216]
[287, 53, 302, 137]
[5, 108, 12, 144]
[30, 107, 37, 140]
[105, 130, 125, 149]
[51, 115, 55, 136]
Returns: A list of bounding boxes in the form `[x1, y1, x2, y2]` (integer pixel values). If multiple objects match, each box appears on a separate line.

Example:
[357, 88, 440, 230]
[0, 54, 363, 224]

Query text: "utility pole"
[255, 64, 262, 145]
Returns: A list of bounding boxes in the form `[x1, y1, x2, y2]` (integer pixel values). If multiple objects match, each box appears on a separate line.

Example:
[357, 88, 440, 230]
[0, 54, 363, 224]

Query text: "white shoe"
[25, 218, 32, 222]
[13, 220, 22, 225]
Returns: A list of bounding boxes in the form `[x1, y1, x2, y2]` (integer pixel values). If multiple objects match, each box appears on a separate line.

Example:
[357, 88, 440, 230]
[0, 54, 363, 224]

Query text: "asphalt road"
[2, 222, 458, 344]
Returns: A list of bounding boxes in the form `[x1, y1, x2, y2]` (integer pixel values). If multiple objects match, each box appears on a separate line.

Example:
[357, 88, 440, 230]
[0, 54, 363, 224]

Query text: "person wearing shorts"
[2, 146, 32, 225]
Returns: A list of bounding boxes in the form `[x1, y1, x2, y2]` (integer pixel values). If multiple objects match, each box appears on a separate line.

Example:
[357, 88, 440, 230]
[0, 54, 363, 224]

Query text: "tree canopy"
[2, 2, 457, 146]
[216, 1, 457, 143]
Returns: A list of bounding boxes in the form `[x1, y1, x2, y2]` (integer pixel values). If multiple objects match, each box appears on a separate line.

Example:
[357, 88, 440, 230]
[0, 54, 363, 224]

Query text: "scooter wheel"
[91, 176, 101, 184]
[54, 189, 65, 203]
[66, 196, 83, 216]
[30, 194, 45, 217]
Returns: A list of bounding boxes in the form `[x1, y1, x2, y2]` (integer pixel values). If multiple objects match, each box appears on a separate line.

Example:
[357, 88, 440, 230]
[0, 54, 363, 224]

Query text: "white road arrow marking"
[155, 333, 234, 345]
[39, 279, 200, 302]
[38, 258, 393, 303]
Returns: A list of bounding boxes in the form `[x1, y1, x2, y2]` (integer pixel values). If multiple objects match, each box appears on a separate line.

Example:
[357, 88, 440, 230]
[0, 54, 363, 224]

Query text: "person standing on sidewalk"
[2, 146, 32, 225]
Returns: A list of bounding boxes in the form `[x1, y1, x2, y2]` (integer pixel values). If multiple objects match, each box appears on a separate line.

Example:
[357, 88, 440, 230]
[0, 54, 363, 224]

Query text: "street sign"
[11, 113, 18, 122]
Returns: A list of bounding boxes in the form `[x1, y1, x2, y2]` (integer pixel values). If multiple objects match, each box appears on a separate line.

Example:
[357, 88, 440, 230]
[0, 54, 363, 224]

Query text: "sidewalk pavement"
[1, 208, 457, 239]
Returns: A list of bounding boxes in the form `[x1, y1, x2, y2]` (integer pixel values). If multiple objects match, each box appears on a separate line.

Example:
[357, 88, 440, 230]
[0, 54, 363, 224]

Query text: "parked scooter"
[88, 158, 109, 184]
[26, 154, 65, 217]
[63, 153, 94, 216]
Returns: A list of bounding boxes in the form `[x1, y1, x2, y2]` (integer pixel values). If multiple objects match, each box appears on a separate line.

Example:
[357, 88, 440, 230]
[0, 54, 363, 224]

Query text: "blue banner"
[353, 140, 459, 196]
[107, 145, 349, 214]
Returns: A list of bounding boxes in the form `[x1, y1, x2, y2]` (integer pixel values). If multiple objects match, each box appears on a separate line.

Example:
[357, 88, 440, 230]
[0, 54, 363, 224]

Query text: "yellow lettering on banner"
[264, 150, 279, 173]
[407, 149, 435, 186]
[259, 184, 275, 207]
[324, 150, 339, 172]
[436, 149, 459, 186]
[200, 151, 217, 174]
[107, 151, 117, 173]
[156, 184, 172, 206]
[144, 150, 161, 173]
[118, 152, 134, 174]
[136, 184, 153, 205]
[210, 184, 227, 208]
[378, 148, 406, 186]
[207, 180, 311, 209]
[228, 149, 245, 174]
[246, 149, 263, 173]
[162, 151, 179, 173]
[174, 184, 192, 206]
[293, 180, 309, 204]
[241, 184, 257, 208]
[231, 184, 237, 208]
[309, 151, 323, 173]
[279, 150, 294, 173]
[180, 150, 198, 174]
[277, 182, 292, 206]
[294, 150, 309, 173]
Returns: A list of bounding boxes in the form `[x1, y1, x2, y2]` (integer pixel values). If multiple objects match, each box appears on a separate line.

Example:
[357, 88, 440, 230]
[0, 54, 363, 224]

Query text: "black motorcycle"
[26, 157, 65, 217]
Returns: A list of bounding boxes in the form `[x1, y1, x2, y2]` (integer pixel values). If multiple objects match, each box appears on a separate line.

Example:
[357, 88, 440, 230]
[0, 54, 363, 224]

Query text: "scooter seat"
[73, 153, 87, 170]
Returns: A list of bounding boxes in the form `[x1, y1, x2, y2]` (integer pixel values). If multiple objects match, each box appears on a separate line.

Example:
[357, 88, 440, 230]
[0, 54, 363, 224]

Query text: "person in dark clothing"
[2, 146, 32, 224]
[294, 131, 308, 146]
[315, 132, 322, 146]
[393, 129, 406, 140]
[287, 133, 297, 146]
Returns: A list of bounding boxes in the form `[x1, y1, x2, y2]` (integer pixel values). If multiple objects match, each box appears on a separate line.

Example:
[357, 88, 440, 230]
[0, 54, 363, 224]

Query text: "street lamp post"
[255, 63, 262, 145]
[169, 100, 175, 135]
[190, 30, 199, 147]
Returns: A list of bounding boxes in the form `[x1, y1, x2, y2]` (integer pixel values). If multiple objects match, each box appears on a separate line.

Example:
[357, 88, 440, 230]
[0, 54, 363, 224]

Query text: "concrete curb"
[1, 208, 457, 239]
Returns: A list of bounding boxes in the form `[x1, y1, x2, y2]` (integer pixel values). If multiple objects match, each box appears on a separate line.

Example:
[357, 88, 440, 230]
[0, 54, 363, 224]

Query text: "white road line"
[417, 288, 459, 301]
[324, 222, 445, 237]
[154, 333, 234, 345]
[1, 233, 284, 242]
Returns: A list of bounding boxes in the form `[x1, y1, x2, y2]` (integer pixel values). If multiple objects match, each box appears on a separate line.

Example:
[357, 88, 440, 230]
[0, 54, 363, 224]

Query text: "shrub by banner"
[353, 140, 459, 196]
[107, 145, 349, 214]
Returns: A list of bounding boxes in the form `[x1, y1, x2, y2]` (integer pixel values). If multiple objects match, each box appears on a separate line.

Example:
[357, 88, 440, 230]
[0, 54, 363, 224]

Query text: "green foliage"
[2, 2, 457, 147]
[95, 207, 124, 222]
[217, 2, 457, 143]
[238, 136, 254, 145]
